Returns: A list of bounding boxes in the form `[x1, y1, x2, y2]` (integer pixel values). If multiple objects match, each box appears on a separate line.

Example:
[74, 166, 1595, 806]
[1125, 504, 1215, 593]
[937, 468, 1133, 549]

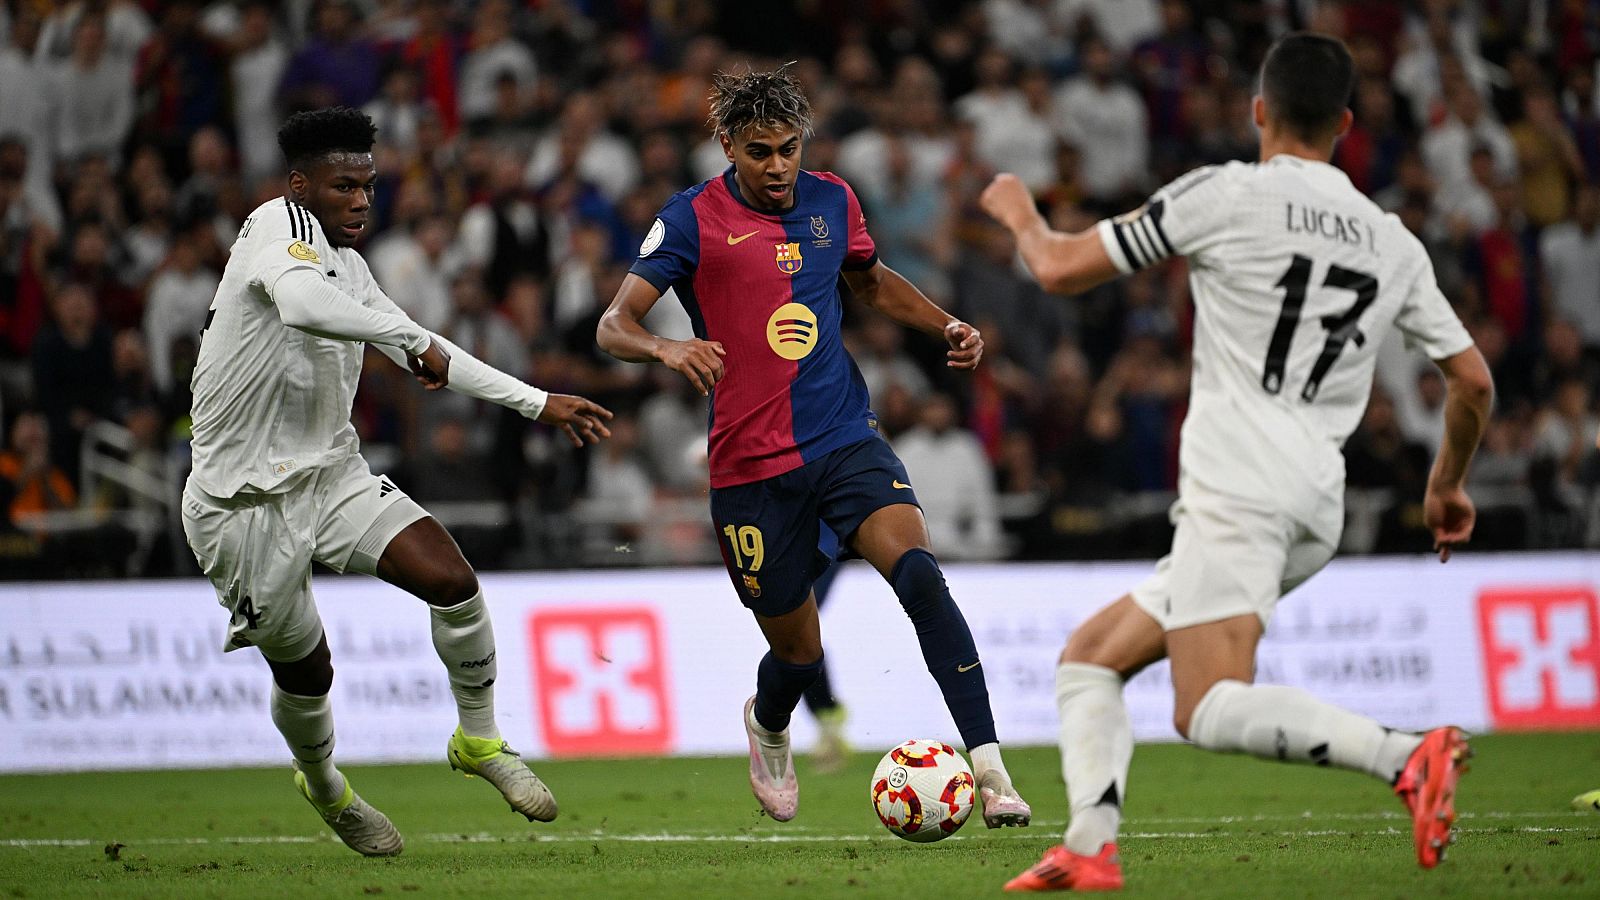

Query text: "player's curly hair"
[707, 63, 814, 140]
[277, 106, 378, 171]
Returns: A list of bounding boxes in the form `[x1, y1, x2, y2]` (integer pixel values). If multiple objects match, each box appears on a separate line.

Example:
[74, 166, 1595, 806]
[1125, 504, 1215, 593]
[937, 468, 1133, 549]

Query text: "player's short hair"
[707, 63, 814, 141]
[277, 106, 378, 172]
[1259, 33, 1354, 141]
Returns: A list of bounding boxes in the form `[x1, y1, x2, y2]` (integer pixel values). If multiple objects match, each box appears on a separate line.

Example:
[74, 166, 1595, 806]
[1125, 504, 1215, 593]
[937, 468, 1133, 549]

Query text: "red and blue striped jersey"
[630, 169, 880, 488]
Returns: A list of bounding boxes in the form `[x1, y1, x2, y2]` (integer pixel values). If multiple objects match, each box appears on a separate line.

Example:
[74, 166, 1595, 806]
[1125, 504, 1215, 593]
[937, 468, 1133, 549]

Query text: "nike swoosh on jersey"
[727, 230, 759, 245]
[957, 661, 980, 672]
[892, 480, 912, 489]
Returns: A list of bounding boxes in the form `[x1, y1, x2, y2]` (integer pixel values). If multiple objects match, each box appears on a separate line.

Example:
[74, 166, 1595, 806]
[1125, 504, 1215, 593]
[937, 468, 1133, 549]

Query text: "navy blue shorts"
[710, 436, 921, 617]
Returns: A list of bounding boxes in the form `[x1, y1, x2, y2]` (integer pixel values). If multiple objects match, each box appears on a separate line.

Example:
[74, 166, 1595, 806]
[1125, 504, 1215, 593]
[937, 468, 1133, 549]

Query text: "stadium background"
[1, 0, 1598, 578]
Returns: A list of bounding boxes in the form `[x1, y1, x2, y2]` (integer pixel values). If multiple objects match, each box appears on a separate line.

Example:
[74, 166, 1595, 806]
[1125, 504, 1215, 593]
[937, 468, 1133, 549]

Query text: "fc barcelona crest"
[774, 241, 803, 274]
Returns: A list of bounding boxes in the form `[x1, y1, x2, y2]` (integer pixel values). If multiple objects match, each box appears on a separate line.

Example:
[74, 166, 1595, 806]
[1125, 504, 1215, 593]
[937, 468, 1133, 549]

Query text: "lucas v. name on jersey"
[1284, 201, 1378, 254]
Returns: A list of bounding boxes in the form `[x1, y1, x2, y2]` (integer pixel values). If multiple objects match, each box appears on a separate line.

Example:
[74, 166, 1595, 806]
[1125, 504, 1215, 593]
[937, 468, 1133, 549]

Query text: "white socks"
[1056, 663, 1132, 855]
[1189, 679, 1423, 783]
[271, 684, 345, 805]
[430, 590, 500, 740]
[745, 702, 791, 779]
[968, 742, 1011, 787]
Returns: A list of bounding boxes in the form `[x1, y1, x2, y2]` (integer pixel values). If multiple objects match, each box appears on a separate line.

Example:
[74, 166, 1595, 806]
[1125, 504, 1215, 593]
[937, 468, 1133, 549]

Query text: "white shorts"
[181, 453, 427, 661]
[1131, 487, 1338, 631]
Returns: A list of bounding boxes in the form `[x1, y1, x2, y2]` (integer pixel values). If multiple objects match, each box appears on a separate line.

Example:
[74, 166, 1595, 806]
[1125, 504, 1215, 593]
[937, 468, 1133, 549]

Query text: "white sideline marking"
[3, 814, 1594, 849]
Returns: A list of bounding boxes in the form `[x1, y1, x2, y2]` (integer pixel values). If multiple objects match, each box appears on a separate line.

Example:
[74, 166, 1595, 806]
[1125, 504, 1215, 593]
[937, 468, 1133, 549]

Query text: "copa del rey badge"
[774, 241, 803, 274]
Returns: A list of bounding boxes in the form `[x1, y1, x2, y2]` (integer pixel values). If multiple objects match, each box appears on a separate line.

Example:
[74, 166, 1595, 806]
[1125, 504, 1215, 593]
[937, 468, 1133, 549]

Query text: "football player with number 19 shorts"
[598, 66, 1031, 828]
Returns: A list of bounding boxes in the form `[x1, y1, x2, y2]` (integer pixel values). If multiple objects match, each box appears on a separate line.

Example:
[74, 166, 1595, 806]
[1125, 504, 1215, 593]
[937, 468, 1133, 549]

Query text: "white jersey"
[190, 197, 404, 497]
[1097, 156, 1473, 540]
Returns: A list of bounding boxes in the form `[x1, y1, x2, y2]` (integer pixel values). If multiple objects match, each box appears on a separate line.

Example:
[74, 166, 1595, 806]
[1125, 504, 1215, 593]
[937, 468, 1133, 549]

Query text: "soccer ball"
[870, 739, 975, 843]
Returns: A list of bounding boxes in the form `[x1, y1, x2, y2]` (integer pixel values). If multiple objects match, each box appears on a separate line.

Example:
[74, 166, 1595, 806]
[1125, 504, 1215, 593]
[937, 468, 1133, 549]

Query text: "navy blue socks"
[753, 650, 825, 733]
[890, 548, 998, 748]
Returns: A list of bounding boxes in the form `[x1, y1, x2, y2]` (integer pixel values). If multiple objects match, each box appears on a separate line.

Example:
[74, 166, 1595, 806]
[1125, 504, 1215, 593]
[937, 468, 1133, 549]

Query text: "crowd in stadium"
[0, 0, 1597, 576]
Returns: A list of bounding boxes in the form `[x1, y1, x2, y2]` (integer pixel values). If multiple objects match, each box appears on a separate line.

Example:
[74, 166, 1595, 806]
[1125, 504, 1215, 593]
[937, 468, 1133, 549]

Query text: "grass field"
[3, 731, 1597, 898]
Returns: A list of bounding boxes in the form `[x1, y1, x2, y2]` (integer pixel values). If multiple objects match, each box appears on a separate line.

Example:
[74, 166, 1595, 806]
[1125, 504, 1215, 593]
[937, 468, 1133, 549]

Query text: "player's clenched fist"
[978, 173, 1040, 233]
[657, 338, 726, 396]
[407, 339, 452, 390]
[537, 394, 615, 447]
[944, 321, 983, 369]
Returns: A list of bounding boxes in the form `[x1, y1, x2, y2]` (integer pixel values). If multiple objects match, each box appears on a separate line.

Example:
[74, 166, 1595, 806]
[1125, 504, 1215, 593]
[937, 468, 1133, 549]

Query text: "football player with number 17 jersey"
[981, 34, 1494, 891]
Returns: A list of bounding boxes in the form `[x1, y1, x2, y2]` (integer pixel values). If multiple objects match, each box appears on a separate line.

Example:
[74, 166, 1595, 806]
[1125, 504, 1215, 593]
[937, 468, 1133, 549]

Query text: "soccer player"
[980, 34, 1493, 890]
[183, 107, 613, 856]
[597, 67, 1031, 826]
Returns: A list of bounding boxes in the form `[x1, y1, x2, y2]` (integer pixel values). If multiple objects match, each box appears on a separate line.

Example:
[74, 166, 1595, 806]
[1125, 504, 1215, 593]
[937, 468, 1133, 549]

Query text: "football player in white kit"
[980, 35, 1495, 891]
[182, 107, 613, 856]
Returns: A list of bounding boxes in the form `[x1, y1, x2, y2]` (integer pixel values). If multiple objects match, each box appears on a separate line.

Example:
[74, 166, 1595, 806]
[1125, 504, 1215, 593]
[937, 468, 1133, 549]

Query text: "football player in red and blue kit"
[598, 66, 1031, 827]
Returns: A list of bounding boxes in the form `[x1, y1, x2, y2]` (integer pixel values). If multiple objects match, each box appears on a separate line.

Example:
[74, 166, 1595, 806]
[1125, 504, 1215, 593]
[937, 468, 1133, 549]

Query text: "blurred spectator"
[142, 235, 219, 395]
[1421, 79, 1516, 194]
[279, 0, 381, 110]
[895, 391, 1003, 560]
[31, 283, 113, 479]
[228, 0, 289, 184]
[1132, 0, 1208, 171]
[1053, 0, 1160, 55]
[456, 150, 551, 298]
[839, 58, 954, 201]
[584, 413, 652, 541]
[1531, 378, 1600, 511]
[134, 0, 228, 146]
[1540, 184, 1600, 350]
[854, 135, 952, 301]
[1053, 35, 1149, 203]
[0, 139, 56, 355]
[49, 11, 136, 171]
[458, 0, 537, 128]
[1510, 88, 1584, 227]
[525, 91, 639, 202]
[364, 65, 430, 159]
[0, 7, 56, 218]
[108, 327, 162, 425]
[956, 49, 1056, 191]
[370, 213, 458, 332]
[0, 410, 76, 526]
[34, 0, 151, 65]
[1335, 77, 1408, 197]
[637, 372, 707, 493]
[853, 314, 932, 405]
[395, 0, 462, 135]
[1463, 181, 1540, 353]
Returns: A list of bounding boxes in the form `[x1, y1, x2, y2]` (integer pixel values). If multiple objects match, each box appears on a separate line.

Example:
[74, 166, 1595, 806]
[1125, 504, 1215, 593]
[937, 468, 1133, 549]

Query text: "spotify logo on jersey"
[766, 303, 818, 360]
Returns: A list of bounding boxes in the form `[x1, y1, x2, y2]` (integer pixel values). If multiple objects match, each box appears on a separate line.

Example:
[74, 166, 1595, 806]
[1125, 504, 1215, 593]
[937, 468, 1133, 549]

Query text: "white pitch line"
[3, 821, 1594, 849]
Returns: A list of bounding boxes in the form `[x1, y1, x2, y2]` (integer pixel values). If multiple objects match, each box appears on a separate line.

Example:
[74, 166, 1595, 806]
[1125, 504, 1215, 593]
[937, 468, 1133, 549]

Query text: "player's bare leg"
[745, 594, 823, 821]
[1170, 613, 1462, 868]
[852, 503, 1029, 827]
[267, 636, 404, 856]
[376, 517, 556, 822]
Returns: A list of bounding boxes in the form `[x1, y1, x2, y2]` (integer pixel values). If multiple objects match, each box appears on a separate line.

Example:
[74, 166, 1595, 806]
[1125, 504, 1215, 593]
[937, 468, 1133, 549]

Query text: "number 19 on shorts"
[722, 524, 765, 572]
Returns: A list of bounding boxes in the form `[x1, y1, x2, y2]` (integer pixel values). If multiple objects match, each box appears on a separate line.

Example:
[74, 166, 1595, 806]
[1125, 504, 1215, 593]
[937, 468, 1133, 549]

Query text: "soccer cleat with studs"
[1394, 725, 1471, 868]
[293, 764, 404, 857]
[1004, 843, 1123, 892]
[979, 769, 1033, 828]
[743, 695, 799, 821]
[447, 727, 559, 822]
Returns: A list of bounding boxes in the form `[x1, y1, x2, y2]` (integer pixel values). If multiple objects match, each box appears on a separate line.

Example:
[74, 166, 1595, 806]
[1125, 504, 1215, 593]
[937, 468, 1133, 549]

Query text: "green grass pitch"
[3, 732, 1597, 898]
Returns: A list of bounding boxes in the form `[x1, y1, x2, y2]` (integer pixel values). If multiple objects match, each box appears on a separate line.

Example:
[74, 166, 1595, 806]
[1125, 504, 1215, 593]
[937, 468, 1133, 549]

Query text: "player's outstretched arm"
[1423, 346, 1494, 562]
[597, 273, 726, 396]
[978, 173, 1122, 295]
[369, 336, 613, 445]
[270, 268, 432, 355]
[842, 262, 983, 370]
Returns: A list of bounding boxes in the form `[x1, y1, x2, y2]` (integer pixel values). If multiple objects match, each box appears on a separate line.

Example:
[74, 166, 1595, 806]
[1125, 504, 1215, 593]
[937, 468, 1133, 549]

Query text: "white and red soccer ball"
[870, 739, 975, 843]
